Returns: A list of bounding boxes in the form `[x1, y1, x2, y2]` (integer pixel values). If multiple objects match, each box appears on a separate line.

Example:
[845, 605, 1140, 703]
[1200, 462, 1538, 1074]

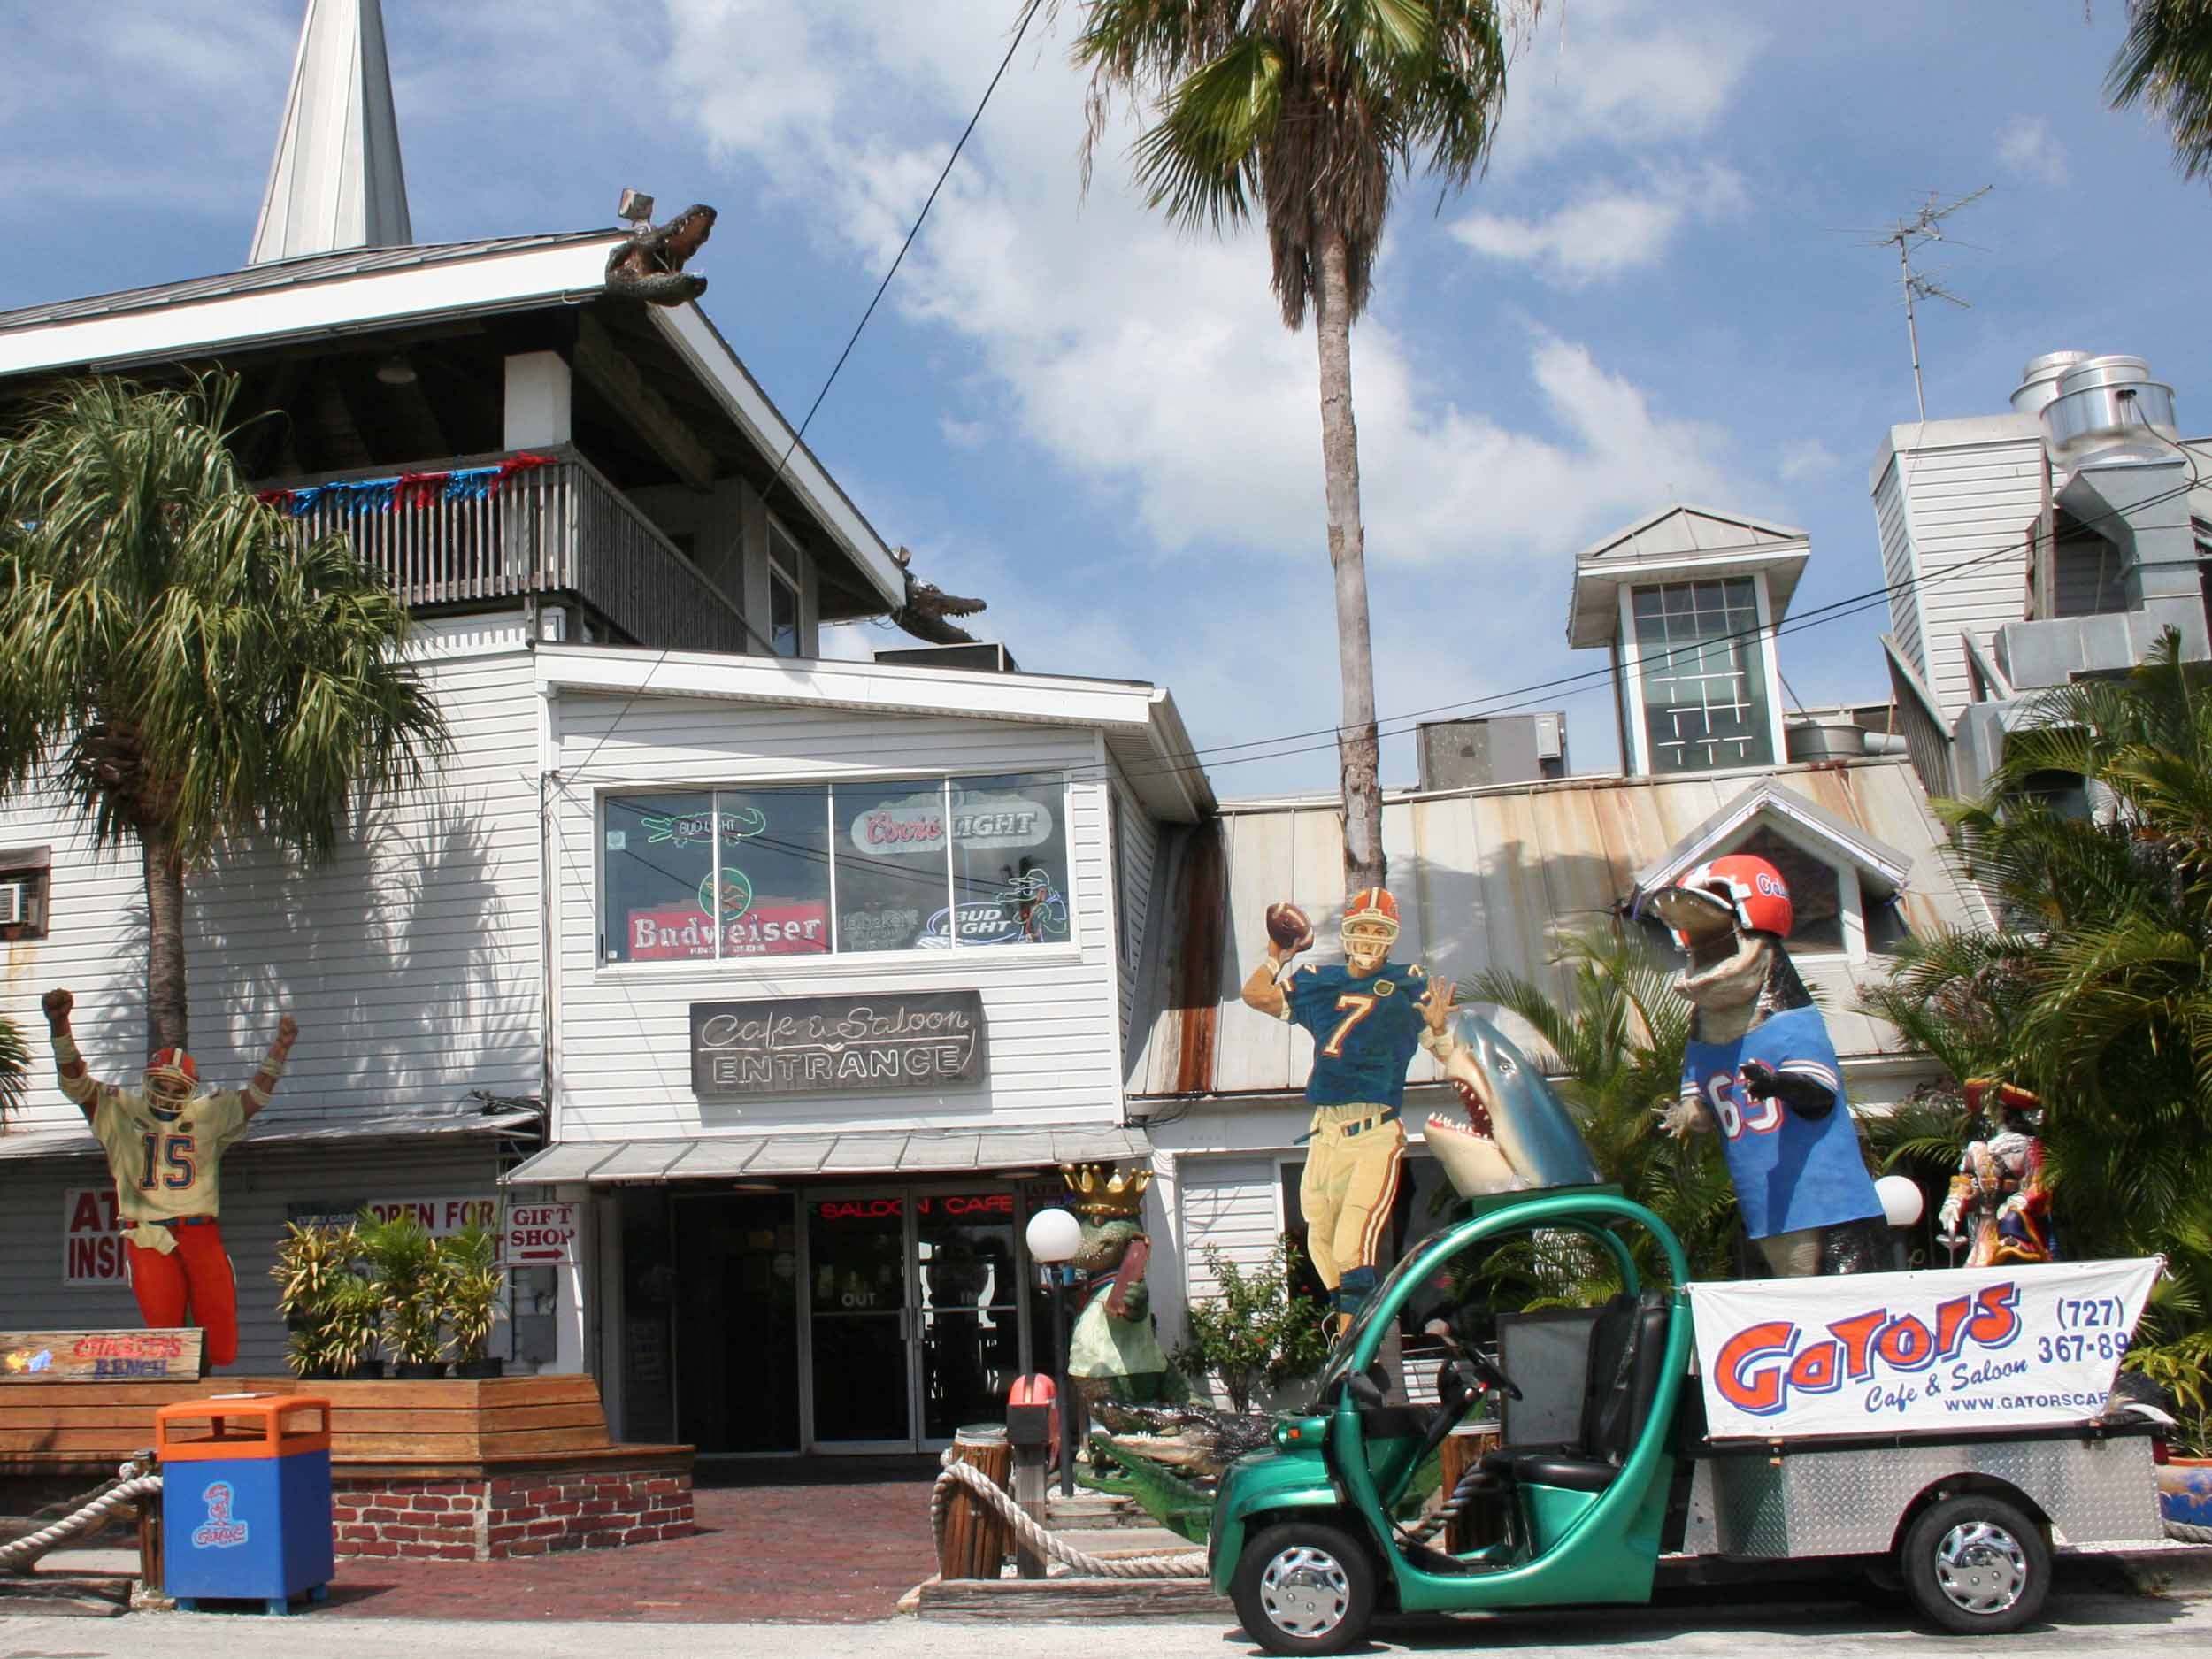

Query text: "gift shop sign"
[505, 1202, 579, 1265]
[692, 990, 985, 1097]
[1689, 1258, 2162, 1439]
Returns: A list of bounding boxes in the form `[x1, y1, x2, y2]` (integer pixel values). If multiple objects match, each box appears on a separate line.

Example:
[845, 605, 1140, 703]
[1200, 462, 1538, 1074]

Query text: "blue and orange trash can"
[154, 1393, 334, 1615]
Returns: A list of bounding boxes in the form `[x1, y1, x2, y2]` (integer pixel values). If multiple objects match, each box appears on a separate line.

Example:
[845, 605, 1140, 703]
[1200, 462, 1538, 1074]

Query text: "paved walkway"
[323, 1464, 941, 1624]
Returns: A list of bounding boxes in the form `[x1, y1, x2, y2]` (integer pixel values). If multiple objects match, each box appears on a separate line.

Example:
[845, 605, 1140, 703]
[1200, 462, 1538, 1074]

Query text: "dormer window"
[1633, 780, 1916, 964]
[1568, 506, 1807, 779]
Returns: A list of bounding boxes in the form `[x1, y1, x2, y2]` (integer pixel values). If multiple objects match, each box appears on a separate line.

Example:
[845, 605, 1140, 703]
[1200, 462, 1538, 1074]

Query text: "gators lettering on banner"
[1688, 1259, 2161, 1439]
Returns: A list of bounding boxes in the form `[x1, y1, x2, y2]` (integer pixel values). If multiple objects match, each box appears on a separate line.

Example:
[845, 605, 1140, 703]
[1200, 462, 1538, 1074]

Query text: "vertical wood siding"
[549, 695, 1132, 1140]
[0, 645, 543, 1133]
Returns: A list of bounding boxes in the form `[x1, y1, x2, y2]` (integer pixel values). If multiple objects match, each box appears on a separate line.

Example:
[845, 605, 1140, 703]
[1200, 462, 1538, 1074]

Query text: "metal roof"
[0, 231, 614, 339]
[1126, 757, 1992, 1099]
[500, 1124, 1151, 1185]
[0, 1104, 538, 1164]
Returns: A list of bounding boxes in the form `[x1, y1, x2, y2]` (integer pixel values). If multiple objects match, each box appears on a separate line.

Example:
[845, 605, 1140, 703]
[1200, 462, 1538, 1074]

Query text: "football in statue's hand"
[1265, 902, 1314, 952]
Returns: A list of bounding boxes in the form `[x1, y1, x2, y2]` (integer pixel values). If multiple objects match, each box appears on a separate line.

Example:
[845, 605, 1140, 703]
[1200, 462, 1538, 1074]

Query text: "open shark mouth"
[1428, 1077, 1496, 1144]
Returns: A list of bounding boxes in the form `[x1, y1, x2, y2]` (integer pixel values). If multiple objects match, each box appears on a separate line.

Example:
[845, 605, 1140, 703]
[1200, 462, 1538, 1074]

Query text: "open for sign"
[505, 1202, 579, 1265]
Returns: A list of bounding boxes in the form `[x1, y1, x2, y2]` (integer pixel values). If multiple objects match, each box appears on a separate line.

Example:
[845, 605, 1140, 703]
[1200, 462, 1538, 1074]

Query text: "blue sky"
[4, 1, 2210, 795]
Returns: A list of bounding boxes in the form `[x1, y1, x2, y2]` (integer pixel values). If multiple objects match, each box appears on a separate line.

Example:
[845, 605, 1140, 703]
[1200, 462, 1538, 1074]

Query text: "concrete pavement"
[3, 1589, 2209, 1658]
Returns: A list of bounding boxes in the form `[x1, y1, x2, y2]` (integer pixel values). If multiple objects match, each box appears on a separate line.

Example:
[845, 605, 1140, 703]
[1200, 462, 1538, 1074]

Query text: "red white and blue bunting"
[256, 452, 555, 517]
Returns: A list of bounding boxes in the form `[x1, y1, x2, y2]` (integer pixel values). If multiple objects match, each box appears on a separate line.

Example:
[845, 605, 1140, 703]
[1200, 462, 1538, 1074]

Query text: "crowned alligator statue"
[606, 203, 717, 305]
[1420, 1010, 1601, 1198]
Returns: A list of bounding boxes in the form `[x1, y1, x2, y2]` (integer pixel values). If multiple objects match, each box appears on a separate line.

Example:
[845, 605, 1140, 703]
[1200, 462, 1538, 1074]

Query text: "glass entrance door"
[807, 1195, 913, 1448]
[806, 1187, 1029, 1451]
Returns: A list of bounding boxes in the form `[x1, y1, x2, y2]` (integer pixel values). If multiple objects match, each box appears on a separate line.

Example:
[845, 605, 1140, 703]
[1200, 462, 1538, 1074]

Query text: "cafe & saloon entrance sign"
[692, 990, 985, 1097]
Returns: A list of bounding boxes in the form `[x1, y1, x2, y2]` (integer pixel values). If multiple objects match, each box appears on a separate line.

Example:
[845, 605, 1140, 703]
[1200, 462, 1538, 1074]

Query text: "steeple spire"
[249, 0, 413, 265]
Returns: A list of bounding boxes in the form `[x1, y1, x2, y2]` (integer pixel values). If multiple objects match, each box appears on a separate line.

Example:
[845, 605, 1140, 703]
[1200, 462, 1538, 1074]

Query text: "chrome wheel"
[1932, 1519, 2029, 1616]
[1257, 1543, 1350, 1640]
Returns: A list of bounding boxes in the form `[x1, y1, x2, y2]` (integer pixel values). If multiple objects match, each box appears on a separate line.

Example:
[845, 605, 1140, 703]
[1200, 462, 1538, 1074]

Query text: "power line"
[564, 0, 1043, 783]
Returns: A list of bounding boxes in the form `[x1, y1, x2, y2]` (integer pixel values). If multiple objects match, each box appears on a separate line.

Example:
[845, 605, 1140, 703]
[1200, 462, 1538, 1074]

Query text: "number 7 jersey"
[87, 1087, 250, 1223]
[1278, 960, 1431, 1108]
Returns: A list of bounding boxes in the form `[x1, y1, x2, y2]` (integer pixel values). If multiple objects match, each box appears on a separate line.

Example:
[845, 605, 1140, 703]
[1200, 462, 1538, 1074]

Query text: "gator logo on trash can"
[190, 1481, 249, 1549]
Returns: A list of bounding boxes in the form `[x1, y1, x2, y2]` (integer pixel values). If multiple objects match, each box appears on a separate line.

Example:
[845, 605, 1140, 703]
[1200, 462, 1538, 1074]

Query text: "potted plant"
[271, 1221, 380, 1379]
[357, 1211, 447, 1378]
[437, 1222, 505, 1378]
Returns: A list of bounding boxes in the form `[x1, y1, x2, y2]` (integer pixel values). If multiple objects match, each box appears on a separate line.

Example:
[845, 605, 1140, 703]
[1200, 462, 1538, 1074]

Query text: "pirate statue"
[1060, 1163, 1185, 1412]
[43, 987, 297, 1365]
[1939, 1078, 2054, 1267]
[1650, 855, 1888, 1277]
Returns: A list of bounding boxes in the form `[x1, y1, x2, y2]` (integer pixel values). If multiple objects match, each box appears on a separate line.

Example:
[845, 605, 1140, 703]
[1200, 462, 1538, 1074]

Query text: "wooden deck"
[0, 1373, 684, 1478]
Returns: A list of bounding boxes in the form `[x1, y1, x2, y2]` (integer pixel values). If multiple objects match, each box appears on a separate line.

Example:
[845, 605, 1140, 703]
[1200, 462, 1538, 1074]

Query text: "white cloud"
[1997, 115, 2069, 188]
[1486, 0, 1765, 173]
[1778, 439, 1841, 481]
[1451, 162, 1748, 284]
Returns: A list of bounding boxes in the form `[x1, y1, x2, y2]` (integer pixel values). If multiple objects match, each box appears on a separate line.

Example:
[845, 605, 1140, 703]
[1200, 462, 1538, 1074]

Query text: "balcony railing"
[257, 446, 750, 655]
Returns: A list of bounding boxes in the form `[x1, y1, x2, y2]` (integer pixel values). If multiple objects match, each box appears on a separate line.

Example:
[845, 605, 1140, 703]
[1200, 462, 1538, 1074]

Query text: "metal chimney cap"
[2012, 350, 2092, 417]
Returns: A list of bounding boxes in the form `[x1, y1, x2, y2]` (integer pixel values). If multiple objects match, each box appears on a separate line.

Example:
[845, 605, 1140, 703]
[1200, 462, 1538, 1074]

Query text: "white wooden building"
[0, 0, 1214, 1456]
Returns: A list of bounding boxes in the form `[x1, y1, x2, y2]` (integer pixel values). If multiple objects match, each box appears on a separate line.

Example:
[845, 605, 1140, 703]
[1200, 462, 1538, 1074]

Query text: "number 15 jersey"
[1278, 961, 1430, 1108]
[81, 1085, 250, 1223]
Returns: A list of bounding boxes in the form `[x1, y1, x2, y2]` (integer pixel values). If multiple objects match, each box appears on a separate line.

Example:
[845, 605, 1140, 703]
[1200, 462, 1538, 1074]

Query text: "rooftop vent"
[2010, 350, 2091, 419]
[2040, 354, 2179, 469]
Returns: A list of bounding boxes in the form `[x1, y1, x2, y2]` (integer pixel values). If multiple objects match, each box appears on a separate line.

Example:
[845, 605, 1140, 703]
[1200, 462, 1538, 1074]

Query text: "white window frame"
[1617, 573, 1788, 778]
[766, 518, 805, 659]
[593, 771, 1081, 976]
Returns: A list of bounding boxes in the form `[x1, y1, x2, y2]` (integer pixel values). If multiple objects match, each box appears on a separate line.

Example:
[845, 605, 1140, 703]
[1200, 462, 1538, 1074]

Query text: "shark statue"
[1419, 1010, 1601, 1198]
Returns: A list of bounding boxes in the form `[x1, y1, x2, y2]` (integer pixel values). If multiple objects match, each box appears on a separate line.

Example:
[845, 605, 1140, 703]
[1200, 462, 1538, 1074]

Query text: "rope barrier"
[930, 1449, 1208, 1580]
[0, 1471, 162, 1575]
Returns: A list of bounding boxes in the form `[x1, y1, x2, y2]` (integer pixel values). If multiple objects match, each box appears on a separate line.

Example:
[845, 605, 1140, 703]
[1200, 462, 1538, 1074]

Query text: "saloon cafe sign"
[692, 990, 985, 1097]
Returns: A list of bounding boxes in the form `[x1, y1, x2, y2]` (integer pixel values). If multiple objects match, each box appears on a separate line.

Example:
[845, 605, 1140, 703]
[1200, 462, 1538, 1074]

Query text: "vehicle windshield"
[1317, 1226, 1465, 1392]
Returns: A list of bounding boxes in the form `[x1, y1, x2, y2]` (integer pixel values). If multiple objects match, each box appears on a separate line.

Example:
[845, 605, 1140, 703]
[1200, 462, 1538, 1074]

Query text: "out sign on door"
[504, 1202, 579, 1266]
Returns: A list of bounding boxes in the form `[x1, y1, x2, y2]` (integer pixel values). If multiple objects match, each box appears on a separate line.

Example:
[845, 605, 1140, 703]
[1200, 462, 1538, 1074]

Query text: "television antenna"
[1870, 187, 1992, 419]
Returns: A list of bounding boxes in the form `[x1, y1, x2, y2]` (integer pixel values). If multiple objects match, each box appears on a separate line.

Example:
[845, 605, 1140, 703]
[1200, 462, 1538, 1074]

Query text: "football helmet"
[1340, 886, 1400, 967]
[1651, 853, 1793, 948]
[143, 1047, 201, 1119]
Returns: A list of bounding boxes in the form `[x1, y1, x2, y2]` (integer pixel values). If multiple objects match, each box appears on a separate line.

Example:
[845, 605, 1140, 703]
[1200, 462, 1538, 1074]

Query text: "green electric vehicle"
[1208, 1188, 2164, 1655]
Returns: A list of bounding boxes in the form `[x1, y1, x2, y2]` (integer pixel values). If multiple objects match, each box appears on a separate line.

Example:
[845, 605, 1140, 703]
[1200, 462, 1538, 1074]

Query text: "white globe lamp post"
[1025, 1206, 1084, 1495]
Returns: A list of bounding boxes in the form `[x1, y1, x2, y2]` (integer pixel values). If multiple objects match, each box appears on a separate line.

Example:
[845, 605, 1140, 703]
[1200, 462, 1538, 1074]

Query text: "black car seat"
[1506, 1287, 1673, 1492]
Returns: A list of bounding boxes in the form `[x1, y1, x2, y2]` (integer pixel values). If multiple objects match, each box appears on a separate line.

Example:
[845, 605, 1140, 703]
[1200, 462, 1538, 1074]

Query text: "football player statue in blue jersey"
[1241, 887, 1455, 1327]
[1650, 855, 1888, 1278]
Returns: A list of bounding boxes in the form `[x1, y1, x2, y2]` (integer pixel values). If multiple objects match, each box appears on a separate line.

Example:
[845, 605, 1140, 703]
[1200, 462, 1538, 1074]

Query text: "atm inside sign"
[504, 1202, 578, 1265]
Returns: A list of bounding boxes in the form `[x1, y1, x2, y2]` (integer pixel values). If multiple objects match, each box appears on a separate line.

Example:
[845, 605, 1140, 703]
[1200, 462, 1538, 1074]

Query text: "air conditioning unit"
[0, 882, 22, 926]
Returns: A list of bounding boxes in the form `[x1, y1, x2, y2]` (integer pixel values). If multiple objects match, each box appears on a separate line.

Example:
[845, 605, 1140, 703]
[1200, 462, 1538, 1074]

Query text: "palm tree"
[0, 1014, 27, 1123]
[1059, 0, 1538, 891]
[0, 374, 448, 1055]
[1864, 630, 2212, 1434]
[1462, 925, 1741, 1297]
[2108, 1, 2212, 181]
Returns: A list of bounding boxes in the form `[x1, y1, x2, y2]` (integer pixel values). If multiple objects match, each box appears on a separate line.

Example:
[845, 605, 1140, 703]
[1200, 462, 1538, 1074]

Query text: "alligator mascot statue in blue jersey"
[1648, 854, 1888, 1277]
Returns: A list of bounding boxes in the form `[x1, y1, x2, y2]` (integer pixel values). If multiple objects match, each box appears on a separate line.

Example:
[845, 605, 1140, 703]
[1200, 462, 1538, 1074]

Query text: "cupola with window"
[1567, 506, 1809, 778]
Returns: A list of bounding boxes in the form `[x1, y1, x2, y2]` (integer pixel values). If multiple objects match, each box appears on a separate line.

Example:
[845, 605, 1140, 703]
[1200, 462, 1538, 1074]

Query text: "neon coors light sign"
[690, 990, 986, 1097]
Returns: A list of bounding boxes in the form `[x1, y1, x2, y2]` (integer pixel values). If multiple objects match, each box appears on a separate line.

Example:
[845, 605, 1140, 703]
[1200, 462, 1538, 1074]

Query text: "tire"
[1230, 1521, 1378, 1657]
[1899, 1493, 2050, 1635]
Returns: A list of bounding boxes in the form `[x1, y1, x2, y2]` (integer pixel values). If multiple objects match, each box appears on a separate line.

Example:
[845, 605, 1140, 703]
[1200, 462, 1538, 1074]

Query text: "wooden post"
[1439, 1425, 1502, 1555]
[1012, 1456, 1048, 1578]
[939, 1429, 1013, 1581]
[135, 1494, 163, 1596]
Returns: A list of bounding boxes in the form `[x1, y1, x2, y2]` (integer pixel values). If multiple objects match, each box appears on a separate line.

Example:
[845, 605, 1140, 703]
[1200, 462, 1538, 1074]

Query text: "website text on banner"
[1689, 1258, 2162, 1439]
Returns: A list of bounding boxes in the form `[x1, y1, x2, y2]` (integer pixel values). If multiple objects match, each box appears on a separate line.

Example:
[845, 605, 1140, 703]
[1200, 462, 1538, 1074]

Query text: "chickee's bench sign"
[1689, 1257, 2162, 1440]
[691, 990, 985, 1097]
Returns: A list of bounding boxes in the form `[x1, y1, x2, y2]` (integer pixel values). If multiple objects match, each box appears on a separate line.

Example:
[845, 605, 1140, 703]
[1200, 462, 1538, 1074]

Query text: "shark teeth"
[1431, 1078, 1496, 1141]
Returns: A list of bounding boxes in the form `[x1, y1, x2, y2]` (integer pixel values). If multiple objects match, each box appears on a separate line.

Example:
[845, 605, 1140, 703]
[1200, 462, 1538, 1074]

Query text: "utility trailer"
[1208, 1189, 2168, 1655]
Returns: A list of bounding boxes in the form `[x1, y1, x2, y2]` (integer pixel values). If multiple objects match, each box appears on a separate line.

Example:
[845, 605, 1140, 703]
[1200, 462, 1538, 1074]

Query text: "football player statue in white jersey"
[1648, 856, 1887, 1278]
[44, 987, 296, 1366]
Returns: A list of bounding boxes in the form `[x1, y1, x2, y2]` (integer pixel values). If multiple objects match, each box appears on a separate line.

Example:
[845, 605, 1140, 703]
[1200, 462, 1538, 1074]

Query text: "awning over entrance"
[499, 1124, 1152, 1185]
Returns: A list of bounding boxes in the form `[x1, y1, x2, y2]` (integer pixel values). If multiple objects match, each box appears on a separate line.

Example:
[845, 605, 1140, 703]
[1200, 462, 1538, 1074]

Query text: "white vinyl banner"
[1689, 1258, 2162, 1440]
